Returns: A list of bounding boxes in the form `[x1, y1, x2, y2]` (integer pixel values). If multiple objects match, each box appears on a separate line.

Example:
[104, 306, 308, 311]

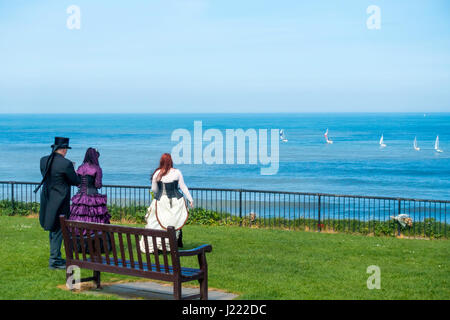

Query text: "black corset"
[79, 175, 98, 195]
[154, 181, 183, 200]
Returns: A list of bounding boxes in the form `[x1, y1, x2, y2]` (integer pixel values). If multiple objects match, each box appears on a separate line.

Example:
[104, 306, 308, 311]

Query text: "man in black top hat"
[35, 137, 80, 269]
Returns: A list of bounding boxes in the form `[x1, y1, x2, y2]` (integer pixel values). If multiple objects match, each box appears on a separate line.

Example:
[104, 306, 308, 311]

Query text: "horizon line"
[1, 111, 449, 115]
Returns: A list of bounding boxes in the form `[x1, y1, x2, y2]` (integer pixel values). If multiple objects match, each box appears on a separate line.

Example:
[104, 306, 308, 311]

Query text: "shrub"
[187, 207, 225, 225]
[0, 200, 40, 216]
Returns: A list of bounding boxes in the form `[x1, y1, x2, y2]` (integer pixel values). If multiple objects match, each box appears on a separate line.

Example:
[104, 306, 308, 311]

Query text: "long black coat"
[39, 153, 80, 231]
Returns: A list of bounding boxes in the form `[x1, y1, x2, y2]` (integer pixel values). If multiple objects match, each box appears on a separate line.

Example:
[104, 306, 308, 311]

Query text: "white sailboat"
[435, 136, 443, 153]
[279, 129, 288, 142]
[379, 134, 386, 148]
[413, 137, 420, 151]
[324, 129, 333, 144]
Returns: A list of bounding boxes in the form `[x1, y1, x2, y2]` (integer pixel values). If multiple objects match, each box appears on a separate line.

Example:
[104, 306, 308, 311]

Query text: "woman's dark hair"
[83, 147, 100, 166]
[152, 153, 173, 181]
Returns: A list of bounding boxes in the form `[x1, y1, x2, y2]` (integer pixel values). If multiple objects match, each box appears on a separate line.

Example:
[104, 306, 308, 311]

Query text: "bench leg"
[93, 270, 101, 289]
[198, 253, 208, 300]
[199, 276, 208, 300]
[173, 279, 182, 300]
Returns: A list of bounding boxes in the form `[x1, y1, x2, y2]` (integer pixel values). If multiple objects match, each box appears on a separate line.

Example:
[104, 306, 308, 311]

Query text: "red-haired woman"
[140, 153, 193, 253]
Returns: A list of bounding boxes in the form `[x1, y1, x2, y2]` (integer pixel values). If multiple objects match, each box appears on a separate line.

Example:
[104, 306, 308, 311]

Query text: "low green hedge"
[0, 200, 40, 216]
[1, 200, 447, 239]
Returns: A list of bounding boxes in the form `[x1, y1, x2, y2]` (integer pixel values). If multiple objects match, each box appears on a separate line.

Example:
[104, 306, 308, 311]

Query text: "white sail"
[414, 137, 420, 151]
[435, 136, 443, 152]
[379, 134, 386, 147]
[324, 129, 333, 144]
[279, 129, 288, 142]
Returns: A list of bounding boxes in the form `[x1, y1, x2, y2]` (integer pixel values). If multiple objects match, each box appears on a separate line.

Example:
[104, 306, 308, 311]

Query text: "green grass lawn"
[0, 215, 448, 299]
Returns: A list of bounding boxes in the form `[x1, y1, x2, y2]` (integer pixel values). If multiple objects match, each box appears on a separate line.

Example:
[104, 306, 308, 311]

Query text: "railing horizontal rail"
[0, 181, 448, 238]
[2, 181, 448, 204]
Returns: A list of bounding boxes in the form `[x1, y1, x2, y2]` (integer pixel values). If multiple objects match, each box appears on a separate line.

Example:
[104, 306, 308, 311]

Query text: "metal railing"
[1, 181, 448, 238]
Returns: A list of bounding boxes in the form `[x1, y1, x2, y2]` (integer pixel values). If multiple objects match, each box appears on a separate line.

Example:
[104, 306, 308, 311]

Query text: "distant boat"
[435, 136, 443, 153]
[379, 134, 387, 148]
[279, 129, 288, 142]
[324, 129, 333, 144]
[413, 137, 420, 151]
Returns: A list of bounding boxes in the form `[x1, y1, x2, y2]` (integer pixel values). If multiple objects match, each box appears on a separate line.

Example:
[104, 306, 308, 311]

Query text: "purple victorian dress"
[69, 163, 110, 230]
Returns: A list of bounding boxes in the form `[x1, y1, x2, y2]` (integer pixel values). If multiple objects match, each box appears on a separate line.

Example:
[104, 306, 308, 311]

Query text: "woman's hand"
[189, 201, 194, 208]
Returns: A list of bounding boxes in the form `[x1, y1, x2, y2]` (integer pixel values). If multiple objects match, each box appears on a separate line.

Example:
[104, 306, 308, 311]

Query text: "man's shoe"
[57, 259, 66, 265]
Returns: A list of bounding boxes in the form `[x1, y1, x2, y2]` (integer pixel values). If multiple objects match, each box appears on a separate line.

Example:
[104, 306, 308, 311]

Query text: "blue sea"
[0, 113, 449, 200]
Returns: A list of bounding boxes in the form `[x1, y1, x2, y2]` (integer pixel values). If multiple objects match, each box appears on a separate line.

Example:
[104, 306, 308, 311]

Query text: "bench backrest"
[60, 216, 182, 281]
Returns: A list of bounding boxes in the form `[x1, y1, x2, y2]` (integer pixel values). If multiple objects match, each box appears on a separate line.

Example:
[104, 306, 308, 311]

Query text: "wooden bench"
[60, 216, 212, 300]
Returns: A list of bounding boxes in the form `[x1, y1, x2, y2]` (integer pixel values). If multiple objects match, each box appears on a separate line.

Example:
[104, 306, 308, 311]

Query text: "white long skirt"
[139, 195, 188, 253]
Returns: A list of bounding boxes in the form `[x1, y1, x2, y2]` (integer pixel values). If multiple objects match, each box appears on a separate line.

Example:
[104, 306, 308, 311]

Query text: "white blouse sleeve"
[177, 170, 193, 203]
[151, 170, 159, 195]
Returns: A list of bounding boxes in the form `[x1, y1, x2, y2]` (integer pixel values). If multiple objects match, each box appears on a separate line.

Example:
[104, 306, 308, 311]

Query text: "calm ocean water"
[0, 113, 449, 200]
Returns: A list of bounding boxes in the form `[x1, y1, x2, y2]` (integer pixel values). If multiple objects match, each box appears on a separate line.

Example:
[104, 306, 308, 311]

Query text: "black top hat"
[51, 137, 72, 150]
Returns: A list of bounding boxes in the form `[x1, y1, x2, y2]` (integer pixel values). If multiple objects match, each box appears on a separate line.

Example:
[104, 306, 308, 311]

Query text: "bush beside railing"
[1, 200, 448, 239]
[0, 200, 40, 216]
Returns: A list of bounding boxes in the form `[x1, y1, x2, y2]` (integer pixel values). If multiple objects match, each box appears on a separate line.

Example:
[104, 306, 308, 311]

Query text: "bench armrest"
[178, 244, 212, 257]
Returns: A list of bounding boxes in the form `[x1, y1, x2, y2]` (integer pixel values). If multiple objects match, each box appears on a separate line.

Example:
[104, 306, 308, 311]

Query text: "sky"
[0, 0, 449, 113]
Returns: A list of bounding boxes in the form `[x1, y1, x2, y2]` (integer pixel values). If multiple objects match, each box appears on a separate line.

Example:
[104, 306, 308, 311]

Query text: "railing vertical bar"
[318, 195, 321, 232]
[333, 196, 336, 232]
[445, 202, 448, 239]
[11, 181, 15, 214]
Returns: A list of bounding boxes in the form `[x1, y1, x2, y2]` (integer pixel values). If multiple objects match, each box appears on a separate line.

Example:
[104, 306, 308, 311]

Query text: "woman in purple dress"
[69, 148, 110, 227]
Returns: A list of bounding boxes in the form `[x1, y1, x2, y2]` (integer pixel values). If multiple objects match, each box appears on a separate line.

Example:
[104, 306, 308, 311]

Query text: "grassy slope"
[0, 216, 448, 300]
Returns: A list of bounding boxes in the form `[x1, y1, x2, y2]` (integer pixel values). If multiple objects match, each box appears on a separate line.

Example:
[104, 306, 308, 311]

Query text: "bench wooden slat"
[93, 230, 102, 262]
[126, 233, 135, 269]
[143, 236, 152, 267]
[70, 227, 77, 260]
[161, 237, 170, 274]
[83, 257, 202, 277]
[152, 236, 161, 272]
[67, 260, 176, 282]
[118, 232, 127, 265]
[102, 231, 111, 265]
[79, 228, 87, 261]
[110, 232, 119, 266]
[135, 234, 144, 270]
[86, 230, 96, 262]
